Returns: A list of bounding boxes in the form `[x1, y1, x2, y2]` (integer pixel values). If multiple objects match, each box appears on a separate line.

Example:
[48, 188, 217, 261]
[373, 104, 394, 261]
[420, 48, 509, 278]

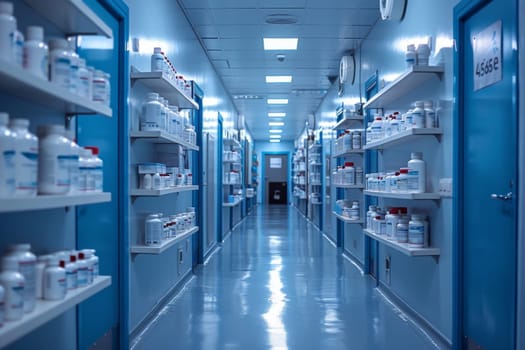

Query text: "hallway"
[131, 206, 441, 350]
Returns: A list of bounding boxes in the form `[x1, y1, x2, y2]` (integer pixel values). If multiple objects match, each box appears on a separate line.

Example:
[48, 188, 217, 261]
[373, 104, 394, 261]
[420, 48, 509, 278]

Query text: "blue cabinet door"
[455, 0, 518, 348]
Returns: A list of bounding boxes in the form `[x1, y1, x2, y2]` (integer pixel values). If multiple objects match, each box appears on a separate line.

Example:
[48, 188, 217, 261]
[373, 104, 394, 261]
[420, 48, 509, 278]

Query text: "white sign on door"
[472, 20, 502, 91]
[270, 157, 282, 168]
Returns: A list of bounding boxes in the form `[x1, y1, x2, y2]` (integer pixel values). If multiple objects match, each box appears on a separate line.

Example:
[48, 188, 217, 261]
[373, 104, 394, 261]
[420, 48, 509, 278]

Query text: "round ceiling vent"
[265, 14, 298, 25]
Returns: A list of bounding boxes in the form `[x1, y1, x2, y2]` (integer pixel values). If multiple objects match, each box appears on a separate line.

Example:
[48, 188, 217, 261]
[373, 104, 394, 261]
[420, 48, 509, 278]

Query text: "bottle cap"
[153, 47, 162, 54]
[0, 2, 14, 15]
[26, 26, 44, 41]
[48, 38, 69, 50]
[37, 124, 65, 136]
[415, 101, 424, 107]
[147, 92, 159, 100]
[399, 168, 409, 174]
[85, 146, 99, 155]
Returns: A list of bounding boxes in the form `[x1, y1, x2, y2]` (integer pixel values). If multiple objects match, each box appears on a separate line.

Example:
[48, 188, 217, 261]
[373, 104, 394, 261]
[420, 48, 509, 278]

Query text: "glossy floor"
[131, 206, 441, 350]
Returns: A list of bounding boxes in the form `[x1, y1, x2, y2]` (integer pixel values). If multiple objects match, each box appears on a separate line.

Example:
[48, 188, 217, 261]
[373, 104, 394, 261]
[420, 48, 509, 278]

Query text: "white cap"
[415, 100, 424, 107]
[26, 26, 44, 41]
[2, 255, 20, 271]
[9, 118, 29, 129]
[411, 152, 423, 159]
[424, 100, 433, 107]
[37, 124, 65, 136]
[48, 38, 68, 50]
[153, 47, 162, 54]
[407, 44, 416, 51]
[147, 92, 159, 100]
[0, 2, 14, 15]
[0, 112, 9, 125]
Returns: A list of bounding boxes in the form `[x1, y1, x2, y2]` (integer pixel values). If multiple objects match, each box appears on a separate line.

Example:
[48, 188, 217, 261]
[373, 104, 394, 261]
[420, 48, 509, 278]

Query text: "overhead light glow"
[270, 134, 282, 139]
[267, 99, 288, 105]
[269, 139, 281, 143]
[269, 129, 283, 134]
[263, 38, 298, 50]
[268, 112, 286, 117]
[269, 122, 285, 126]
[266, 75, 292, 83]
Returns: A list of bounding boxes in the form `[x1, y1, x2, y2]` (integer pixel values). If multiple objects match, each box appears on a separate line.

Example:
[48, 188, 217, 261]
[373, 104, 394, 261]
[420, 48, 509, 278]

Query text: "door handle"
[490, 192, 513, 200]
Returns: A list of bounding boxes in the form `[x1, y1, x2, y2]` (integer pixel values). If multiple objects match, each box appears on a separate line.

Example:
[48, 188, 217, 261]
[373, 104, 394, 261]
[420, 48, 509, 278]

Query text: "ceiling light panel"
[263, 38, 298, 50]
[269, 134, 282, 138]
[269, 122, 285, 126]
[268, 112, 286, 117]
[267, 99, 288, 105]
[266, 75, 292, 83]
[269, 139, 281, 143]
[269, 129, 283, 133]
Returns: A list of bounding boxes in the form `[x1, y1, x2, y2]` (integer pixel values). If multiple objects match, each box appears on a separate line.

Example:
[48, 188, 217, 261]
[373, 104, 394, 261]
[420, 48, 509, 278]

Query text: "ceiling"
[178, 0, 380, 141]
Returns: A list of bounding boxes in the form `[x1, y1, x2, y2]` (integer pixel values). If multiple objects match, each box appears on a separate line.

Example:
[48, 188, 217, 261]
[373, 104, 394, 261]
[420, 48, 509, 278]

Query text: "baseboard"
[377, 281, 452, 349]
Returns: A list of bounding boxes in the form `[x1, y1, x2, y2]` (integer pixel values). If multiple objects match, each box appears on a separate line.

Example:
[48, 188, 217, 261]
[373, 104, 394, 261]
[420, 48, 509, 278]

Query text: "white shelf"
[224, 138, 242, 149]
[333, 115, 364, 130]
[363, 128, 443, 150]
[0, 276, 111, 348]
[363, 229, 440, 257]
[130, 68, 199, 110]
[130, 186, 198, 197]
[131, 227, 199, 254]
[334, 184, 365, 189]
[364, 190, 441, 200]
[333, 212, 364, 224]
[332, 149, 364, 158]
[223, 198, 243, 207]
[223, 160, 241, 165]
[0, 61, 112, 117]
[23, 0, 113, 38]
[363, 66, 445, 109]
[309, 182, 322, 186]
[130, 131, 199, 151]
[0, 193, 111, 213]
[309, 162, 322, 166]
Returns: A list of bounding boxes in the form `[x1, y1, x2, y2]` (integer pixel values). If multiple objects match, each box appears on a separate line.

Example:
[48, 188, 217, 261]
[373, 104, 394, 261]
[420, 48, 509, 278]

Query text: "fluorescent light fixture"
[265, 75, 292, 83]
[269, 139, 281, 143]
[263, 38, 298, 50]
[267, 99, 288, 105]
[269, 129, 283, 134]
[269, 122, 285, 126]
[268, 112, 286, 117]
[270, 135, 282, 139]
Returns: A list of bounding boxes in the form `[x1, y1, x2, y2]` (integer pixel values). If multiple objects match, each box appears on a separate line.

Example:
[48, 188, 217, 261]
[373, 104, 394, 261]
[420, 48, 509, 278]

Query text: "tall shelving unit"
[0, 1, 114, 348]
[222, 134, 244, 234]
[292, 147, 307, 215]
[308, 143, 323, 228]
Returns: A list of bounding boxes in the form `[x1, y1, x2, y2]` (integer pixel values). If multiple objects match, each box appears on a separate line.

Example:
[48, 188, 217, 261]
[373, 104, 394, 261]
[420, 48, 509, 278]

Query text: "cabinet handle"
[490, 192, 513, 200]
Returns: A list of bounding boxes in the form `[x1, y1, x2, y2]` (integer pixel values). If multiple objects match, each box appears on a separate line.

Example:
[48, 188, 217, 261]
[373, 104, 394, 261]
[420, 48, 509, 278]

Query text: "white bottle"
[77, 58, 91, 100]
[407, 152, 426, 193]
[405, 44, 416, 68]
[366, 205, 377, 230]
[397, 168, 409, 193]
[385, 208, 400, 241]
[152, 173, 161, 190]
[409, 214, 429, 247]
[68, 49, 80, 95]
[76, 252, 88, 287]
[79, 147, 94, 192]
[43, 256, 66, 301]
[0, 112, 15, 197]
[355, 167, 363, 185]
[389, 115, 400, 135]
[151, 47, 164, 72]
[416, 43, 431, 66]
[145, 214, 162, 246]
[342, 130, 351, 152]
[396, 219, 409, 243]
[352, 130, 361, 150]
[141, 93, 162, 131]
[5, 244, 36, 313]
[349, 201, 360, 220]
[10, 118, 38, 197]
[0, 256, 24, 321]
[370, 116, 384, 141]
[343, 162, 355, 185]
[85, 147, 103, 192]
[142, 173, 152, 190]
[424, 100, 436, 128]
[0, 1, 16, 63]
[85, 249, 99, 278]
[80, 249, 95, 284]
[92, 69, 108, 105]
[63, 253, 77, 290]
[37, 124, 71, 194]
[412, 101, 425, 128]
[65, 131, 80, 194]
[35, 254, 52, 299]
[104, 72, 111, 105]
[23, 26, 48, 79]
[48, 39, 71, 90]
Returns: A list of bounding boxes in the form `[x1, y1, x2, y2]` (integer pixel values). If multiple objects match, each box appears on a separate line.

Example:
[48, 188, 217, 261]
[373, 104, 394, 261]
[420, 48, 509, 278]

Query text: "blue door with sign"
[454, 0, 518, 348]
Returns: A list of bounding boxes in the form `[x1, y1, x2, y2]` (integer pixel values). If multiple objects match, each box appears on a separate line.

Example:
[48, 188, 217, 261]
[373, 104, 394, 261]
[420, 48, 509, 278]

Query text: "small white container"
[0, 256, 25, 321]
[23, 26, 48, 80]
[412, 101, 425, 128]
[343, 162, 355, 185]
[424, 100, 436, 128]
[37, 124, 71, 194]
[13, 29, 22, 67]
[43, 256, 66, 301]
[407, 152, 426, 193]
[416, 44, 431, 66]
[385, 208, 400, 241]
[63, 253, 77, 291]
[141, 92, 162, 131]
[151, 47, 164, 72]
[77, 58, 92, 100]
[48, 39, 71, 90]
[76, 252, 89, 287]
[409, 214, 429, 247]
[84, 146, 103, 192]
[79, 147, 94, 192]
[80, 249, 95, 284]
[0, 1, 16, 63]
[0, 112, 15, 197]
[145, 214, 162, 246]
[396, 168, 409, 193]
[83, 249, 98, 278]
[65, 132, 81, 194]
[396, 220, 409, 243]
[141, 173, 152, 190]
[152, 173, 161, 190]
[10, 118, 38, 197]
[92, 69, 109, 105]
[35, 254, 52, 299]
[406, 44, 416, 68]
[5, 244, 36, 313]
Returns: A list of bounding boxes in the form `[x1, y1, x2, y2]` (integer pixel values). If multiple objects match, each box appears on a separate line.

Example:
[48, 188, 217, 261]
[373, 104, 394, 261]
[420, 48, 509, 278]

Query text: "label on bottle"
[18, 260, 36, 312]
[409, 223, 425, 246]
[396, 225, 408, 243]
[50, 57, 71, 89]
[77, 266, 88, 287]
[57, 155, 72, 188]
[15, 150, 38, 195]
[0, 149, 15, 196]
[407, 170, 419, 191]
[66, 267, 77, 290]
[92, 79, 107, 103]
[92, 167, 103, 192]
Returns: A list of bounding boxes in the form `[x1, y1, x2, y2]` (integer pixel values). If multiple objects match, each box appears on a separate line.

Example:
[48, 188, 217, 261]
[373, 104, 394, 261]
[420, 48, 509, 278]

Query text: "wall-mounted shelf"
[130, 131, 199, 151]
[364, 190, 441, 200]
[333, 115, 364, 130]
[223, 198, 243, 207]
[363, 66, 445, 109]
[0, 276, 111, 349]
[363, 128, 442, 150]
[333, 212, 364, 224]
[130, 227, 199, 254]
[0, 193, 111, 213]
[0, 61, 112, 117]
[224, 138, 242, 150]
[334, 184, 365, 189]
[130, 186, 198, 197]
[23, 0, 113, 38]
[363, 229, 440, 257]
[130, 68, 199, 110]
[332, 149, 364, 158]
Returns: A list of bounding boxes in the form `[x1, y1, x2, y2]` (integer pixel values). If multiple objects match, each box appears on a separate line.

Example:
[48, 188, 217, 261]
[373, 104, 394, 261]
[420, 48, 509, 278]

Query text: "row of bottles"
[366, 152, 427, 193]
[144, 208, 196, 246]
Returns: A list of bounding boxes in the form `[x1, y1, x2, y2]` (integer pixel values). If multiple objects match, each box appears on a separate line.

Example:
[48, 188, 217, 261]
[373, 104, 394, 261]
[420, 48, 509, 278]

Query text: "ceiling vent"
[265, 14, 298, 25]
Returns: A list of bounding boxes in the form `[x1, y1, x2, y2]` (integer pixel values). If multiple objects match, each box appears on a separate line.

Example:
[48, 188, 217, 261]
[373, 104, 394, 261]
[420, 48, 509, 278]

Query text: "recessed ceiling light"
[265, 14, 298, 25]
[267, 99, 288, 105]
[270, 134, 282, 139]
[263, 38, 298, 50]
[269, 129, 283, 133]
[268, 112, 286, 117]
[265, 75, 292, 83]
[269, 139, 281, 143]
[269, 122, 285, 126]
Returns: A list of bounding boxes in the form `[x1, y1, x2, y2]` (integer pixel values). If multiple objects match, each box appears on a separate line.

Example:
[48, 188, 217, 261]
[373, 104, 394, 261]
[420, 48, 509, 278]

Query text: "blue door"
[454, 0, 518, 348]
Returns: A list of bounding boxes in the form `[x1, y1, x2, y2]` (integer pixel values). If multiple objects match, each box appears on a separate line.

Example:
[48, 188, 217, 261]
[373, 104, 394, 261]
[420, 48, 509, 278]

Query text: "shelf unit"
[363, 229, 440, 257]
[223, 197, 243, 207]
[130, 186, 199, 197]
[364, 190, 441, 200]
[0, 276, 111, 349]
[363, 128, 442, 150]
[332, 149, 364, 158]
[333, 212, 364, 225]
[363, 66, 444, 109]
[0, 193, 111, 213]
[333, 114, 364, 130]
[131, 227, 199, 254]
[308, 144, 323, 220]
[130, 68, 199, 109]
[130, 131, 199, 151]
[334, 184, 365, 189]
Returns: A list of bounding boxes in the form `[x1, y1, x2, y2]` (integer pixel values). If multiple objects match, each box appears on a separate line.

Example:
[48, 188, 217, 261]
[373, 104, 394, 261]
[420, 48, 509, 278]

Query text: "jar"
[343, 162, 355, 185]
[151, 47, 165, 72]
[396, 168, 409, 193]
[412, 101, 425, 128]
[366, 205, 377, 230]
[10, 118, 38, 197]
[0, 256, 24, 320]
[355, 167, 363, 185]
[407, 152, 426, 193]
[145, 214, 162, 246]
[424, 100, 436, 128]
[92, 70, 109, 105]
[396, 220, 409, 243]
[141, 92, 162, 131]
[385, 208, 400, 241]
[5, 244, 36, 312]
[352, 130, 362, 150]
[408, 214, 429, 247]
[0, 1, 16, 63]
[349, 201, 360, 220]
[48, 38, 71, 90]
[406, 44, 416, 68]
[23, 26, 48, 80]
[416, 43, 431, 66]
[370, 116, 384, 142]
[37, 124, 71, 194]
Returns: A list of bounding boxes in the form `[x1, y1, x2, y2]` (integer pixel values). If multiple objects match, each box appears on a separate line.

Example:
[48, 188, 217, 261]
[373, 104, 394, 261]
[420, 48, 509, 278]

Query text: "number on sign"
[476, 56, 500, 77]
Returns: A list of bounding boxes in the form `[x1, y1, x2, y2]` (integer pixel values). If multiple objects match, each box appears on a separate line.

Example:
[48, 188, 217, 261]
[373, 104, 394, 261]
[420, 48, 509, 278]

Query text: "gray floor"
[131, 205, 441, 350]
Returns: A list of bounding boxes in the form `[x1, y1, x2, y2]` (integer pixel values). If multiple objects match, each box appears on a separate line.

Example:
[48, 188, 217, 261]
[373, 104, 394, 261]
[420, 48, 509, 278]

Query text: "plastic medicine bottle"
[405, 44, 416, 68]
[424, 100, 436, 128]
[0, 1, 16, 63]
[84, 146, 103, 192]
[0, 256, 24, 321]
[6, 244, 36, 313]
[151, 47, 165, 72]
[412, 101, 425, 128]
[407, 152, 426, 193]
[37, 124, 71, 194]
[76, 252, 89, 288]
[79, 147, 94, 192]
[10, 118, 38, 197]
[145, 214, 163, 246]
[409, 214, 429, 247]
[44, 256, 66, 301]
[23, 26, 48, 80]
[48, 39, 71, 90]
[416, 43, 431, 66]
[0, 112, 15, 197]
[141, 92, 162, 131]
